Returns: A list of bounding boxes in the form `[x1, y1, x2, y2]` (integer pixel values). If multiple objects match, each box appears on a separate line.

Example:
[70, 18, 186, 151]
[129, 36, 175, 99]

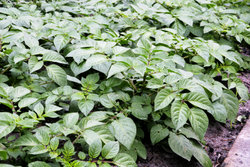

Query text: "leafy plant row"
[0, 0, 249, 167]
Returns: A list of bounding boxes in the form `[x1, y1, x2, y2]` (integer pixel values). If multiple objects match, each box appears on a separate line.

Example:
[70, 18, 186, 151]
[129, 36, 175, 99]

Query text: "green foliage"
[0, 0, 249, 167]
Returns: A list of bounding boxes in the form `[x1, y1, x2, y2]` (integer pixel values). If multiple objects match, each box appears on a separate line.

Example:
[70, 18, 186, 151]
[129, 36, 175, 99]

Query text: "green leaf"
[54, 35, 69, 52]
[173, 54, 185, 67]
[112, 46, 130, 55]
[190, 141, 212, 167]
[83, 130, 101, 145]
[43, 51, 68, 64]
[107, 63, 128, 78]
[183, 92, 212, 110]
[177, 79, 196, 90]
[24, 33, 39, 48]
[11, 86, 31, 98]
[35, 129, 50, 145]
[44, 104, 62, 118]
[78, 100, 94, 116]
[0, 122, 16, 139]
[131, 103, 151, 120]
[93, 62, 112, 75]
[189, 108, 208, 140]
[243, 34, 250, 45]
[14, 134, 40, 147]
[28, 56, 44, 73]
[30, 46, 46, 55]
[0, 112, 14, 122]
[113, 153, 137, 167]
[89, 139, 102, 158]
[18, 97, 38, 108]
[88, 163, 97, 167]
[139, 37, 151, 51]
[34, 102, 44, 117]
[14, 55, 26, 64]
[154, 14, 175, 26]
[222, 52, 239, 65]
[102, 141, 119, 159]
[99, 163, 112, 167]
[0, 149, 9, 160]
[147, 78, 164, 89]
[100, 93, 116, 108]
[86, 73, 100, 84]
[46, 64, 67, 86]
[171, 100, 189, 130]
[196, 48, 210, 62]
[150, 124, 169, 145]
[67, 75, 81, 84]
[178, 16, 193, 26]
[168, 132, 193, 161]
[0, 86, 7, 98]
[179, 127, 199, 141]
[66, 48, 92, 64]
[178, 69, 193, 79]
[30, 145, 48, 155]
[0, 75, 8, 83]
[85, 54, 107, 67]
[133, 59, 146, 76]
[63, 113, 79, 128]
[207, 102, 227, 123]
[28, 161, 50, 167]
[64, 141, 75, 156]
[133, 140, 147, 160]
[50, 137, 59, 151]
[92, 126, 114, 143]
[220, 90, 239, 122]
[78, 152, 86, 160]
[210, 50, 224, 63]
[119, 145, 137, 161]
[154, 89, 176, 111]
[189, 26, 203, 37]
[111, 117, 136, 149]
[71, 62, 91, 76]
[172, 20, 186, 36]
[0, 99, 13, 109]
[236, 83, 249, 101]
[79, 118, 104, 129]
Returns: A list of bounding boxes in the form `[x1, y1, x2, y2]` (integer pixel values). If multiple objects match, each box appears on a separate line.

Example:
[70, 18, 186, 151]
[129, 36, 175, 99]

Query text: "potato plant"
[0, 0, 249, 167]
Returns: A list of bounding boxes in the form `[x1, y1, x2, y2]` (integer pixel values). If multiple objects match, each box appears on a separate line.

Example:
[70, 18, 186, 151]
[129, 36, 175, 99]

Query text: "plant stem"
[72, 134, 81, 144]
[121, 72, 137, 92]
[11, 101, 16, 114]
[1, 65, 11, 74]
[128, 78, 137, 92]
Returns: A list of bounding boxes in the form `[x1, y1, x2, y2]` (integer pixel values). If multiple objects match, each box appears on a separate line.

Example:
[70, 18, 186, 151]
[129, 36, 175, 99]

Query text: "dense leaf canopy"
[0, 0, 249, 166]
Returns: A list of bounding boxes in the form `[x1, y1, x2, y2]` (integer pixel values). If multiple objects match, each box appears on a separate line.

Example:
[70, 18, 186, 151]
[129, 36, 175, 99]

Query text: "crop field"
[0, 0, 249, 167]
